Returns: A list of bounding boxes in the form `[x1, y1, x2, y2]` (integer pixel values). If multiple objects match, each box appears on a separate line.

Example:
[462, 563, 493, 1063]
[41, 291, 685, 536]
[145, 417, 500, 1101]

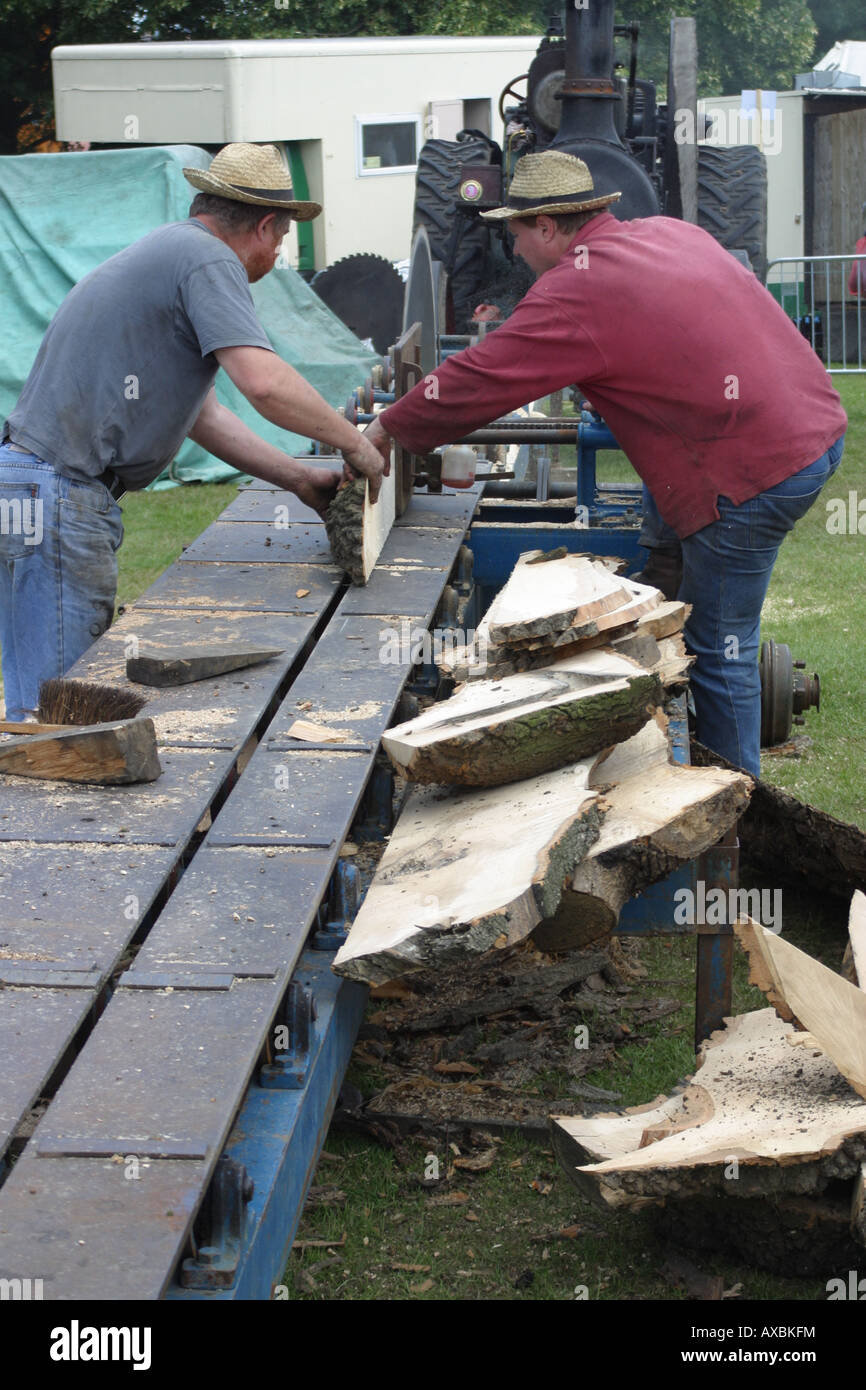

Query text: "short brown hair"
[513, 209, 597, 237]
[190, 192, 292, 237]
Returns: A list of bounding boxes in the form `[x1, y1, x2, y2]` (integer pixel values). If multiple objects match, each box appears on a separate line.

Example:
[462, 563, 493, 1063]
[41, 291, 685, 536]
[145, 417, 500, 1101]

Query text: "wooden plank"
[734, 916, 866, 1100]
[535, 719, 751, 949]
[552, 1009, 866, 1209]
[324, 469, 397, 584]
[484, 553, 632, 644]
[846, 890, 866, 988]
[332, 760, 606, 985]
[0, 719, 161, 785]
[382, 650, 662, 786]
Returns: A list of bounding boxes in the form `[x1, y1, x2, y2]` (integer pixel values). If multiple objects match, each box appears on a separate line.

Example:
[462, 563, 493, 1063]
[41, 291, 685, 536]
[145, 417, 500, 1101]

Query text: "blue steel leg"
[694, 829, 740, 1048]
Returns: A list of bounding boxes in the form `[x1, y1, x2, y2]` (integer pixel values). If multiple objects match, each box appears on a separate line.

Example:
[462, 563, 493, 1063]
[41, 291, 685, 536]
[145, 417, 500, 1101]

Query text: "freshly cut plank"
[382, 650, 662, 787]
[533, 720, 751, 950]
[484, 553, 631, 644]
[734, 916, 866, 1100]
[0, 718, 161, 785]
[551, 1008, 866, 1209]
[510, 576, 662, 652]
[843, 890, 866, 988]
[332, 761, 606, 984]
[636, 599, 690, 641]
[324, 467, 397, 585]
[126, 644, 283, 686]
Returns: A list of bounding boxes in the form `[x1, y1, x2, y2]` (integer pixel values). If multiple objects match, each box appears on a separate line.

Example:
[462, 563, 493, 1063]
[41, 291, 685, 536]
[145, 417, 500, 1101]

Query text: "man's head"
[482, 150, 620, 274]
[183, 143, 322, 282]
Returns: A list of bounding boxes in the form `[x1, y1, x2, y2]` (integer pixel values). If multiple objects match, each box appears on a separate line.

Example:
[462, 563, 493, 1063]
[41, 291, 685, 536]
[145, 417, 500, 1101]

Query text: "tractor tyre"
[697, 144, 768, 284]
[412, 132, 498, 333]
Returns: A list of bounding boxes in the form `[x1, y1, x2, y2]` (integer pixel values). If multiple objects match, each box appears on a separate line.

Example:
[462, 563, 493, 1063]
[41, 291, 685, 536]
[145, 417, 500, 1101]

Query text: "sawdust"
[296, 699, 384, 724]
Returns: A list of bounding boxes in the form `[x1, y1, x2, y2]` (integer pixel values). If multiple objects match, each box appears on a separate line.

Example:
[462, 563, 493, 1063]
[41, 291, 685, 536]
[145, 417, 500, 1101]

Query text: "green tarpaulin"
[0, 144, 379, 486]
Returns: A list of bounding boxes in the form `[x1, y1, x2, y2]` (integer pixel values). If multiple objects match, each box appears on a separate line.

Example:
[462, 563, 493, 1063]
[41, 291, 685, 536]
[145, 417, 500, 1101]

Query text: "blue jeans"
[640, 436, 845, 776]
[0, 446, 123, 721]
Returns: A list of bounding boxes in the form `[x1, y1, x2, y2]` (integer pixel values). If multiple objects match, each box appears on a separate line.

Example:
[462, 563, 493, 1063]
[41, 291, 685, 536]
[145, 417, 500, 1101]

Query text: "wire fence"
[767, 254, 866, 374]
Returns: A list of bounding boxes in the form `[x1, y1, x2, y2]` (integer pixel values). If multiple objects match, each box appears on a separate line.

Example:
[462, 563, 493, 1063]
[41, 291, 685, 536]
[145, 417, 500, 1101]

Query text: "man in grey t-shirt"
[0, 143, 386, 721]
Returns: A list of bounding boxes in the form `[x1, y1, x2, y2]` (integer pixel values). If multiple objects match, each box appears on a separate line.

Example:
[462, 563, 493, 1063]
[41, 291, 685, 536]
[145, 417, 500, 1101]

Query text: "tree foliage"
[0, 0, 821, 154]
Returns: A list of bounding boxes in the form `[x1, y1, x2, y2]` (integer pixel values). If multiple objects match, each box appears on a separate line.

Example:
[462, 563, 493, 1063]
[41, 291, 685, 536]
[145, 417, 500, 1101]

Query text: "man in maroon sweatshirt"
[364, 151, 846, 776]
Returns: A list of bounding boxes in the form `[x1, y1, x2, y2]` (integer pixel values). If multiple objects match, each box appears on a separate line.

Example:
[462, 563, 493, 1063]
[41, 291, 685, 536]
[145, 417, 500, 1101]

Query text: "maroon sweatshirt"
[381, 212, 847, 537]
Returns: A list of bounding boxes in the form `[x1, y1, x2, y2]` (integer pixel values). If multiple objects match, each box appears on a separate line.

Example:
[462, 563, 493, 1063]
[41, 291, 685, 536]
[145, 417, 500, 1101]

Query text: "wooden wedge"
[0, 718, 162, 785]
[126, 645, 284, 686]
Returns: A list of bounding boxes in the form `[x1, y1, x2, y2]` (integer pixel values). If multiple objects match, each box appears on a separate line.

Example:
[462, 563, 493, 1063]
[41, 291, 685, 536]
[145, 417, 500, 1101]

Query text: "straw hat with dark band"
[481, 151, 621, 221]
[184, 143, 322, 221]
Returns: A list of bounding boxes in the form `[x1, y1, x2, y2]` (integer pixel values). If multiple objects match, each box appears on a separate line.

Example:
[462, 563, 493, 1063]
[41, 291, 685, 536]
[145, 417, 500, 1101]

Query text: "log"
[551, 1008, 866, 1209]
[0, 718, 161, 785]
[126, 644, 283, 686]
[733, 916, 866, 1100]
[691, 741, 866, 903]
[533, 720, 752, 950]
[331, 760, 606, 984]
[324, 468, 396, 585]
[381, 649, 662, 787]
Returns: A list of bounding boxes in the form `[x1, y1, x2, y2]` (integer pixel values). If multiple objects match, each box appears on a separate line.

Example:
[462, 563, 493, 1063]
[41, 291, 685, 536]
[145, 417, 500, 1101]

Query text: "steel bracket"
[312, 860, 361, 951]
[180, 1156, 255, 1289]
[354, 758, 395, 842]
[259, 979, 317, 1090]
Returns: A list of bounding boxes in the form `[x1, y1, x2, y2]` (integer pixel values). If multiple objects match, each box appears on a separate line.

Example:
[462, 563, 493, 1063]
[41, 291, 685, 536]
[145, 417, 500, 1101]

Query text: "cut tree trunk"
[332, 760, 606, 984]
[733, 916, 866, 1100]
[382, 649, 662, 787]
[324, 469, 396, 585]
[533, 719, 752, 951]
[0, 719, 161, 785]
[551, 1008, 866, 1209]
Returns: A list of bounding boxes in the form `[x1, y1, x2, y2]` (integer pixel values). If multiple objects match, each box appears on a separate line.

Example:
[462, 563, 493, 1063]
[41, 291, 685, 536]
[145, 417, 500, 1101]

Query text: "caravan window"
[356, 115, 421, 176]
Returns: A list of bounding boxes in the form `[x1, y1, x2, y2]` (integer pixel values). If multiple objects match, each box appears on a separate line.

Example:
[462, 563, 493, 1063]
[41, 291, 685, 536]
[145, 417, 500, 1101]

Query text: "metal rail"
[767, 254, 866, 374]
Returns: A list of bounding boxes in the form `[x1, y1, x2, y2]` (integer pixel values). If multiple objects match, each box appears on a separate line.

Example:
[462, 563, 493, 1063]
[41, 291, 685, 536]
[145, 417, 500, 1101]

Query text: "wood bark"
[0, 718, 161, 785]
[382, 650, 662, 787]
[691, 741, 866, 903]
[551, 1008, 866, 1209]
[734, 916, 866, 1100]
[332, 760, 606, 985]
[324, 469, 396, 584]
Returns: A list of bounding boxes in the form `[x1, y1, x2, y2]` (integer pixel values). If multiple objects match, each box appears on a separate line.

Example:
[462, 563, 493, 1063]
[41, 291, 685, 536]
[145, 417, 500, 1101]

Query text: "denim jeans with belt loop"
[640, 435, 845, 776]
[0, 444, 124, 721]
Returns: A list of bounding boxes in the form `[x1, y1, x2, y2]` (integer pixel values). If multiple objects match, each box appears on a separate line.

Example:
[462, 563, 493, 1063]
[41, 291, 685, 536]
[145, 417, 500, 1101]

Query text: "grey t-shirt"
[5, 219, 273, 489]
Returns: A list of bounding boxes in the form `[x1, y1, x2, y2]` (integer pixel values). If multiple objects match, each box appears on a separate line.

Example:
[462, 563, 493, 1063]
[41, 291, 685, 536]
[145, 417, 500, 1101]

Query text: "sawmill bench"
[0, 463, 735, 1300]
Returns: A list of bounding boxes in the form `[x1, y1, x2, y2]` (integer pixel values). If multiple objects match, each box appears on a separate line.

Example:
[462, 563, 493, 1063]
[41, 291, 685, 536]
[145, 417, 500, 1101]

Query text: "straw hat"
[184, 143, 322, 221]
[481, 151, 620, 221]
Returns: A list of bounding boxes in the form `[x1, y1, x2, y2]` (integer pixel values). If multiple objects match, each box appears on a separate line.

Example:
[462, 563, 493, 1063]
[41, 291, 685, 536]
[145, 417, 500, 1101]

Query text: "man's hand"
[293, 464, 343, 519]
[341, 426, 389, 503]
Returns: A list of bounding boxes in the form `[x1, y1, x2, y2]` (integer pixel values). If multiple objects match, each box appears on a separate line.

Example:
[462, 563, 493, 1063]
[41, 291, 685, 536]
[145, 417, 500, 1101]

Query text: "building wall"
[696, 92, 804, 275]
[52, 38, 540, 266]
[812, 107, 866, 257]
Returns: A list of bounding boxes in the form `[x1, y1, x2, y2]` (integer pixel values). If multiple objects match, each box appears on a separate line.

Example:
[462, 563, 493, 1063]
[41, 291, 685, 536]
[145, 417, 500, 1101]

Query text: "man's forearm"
[248, 361, 365, 455]
[188, 400, 314, 488]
